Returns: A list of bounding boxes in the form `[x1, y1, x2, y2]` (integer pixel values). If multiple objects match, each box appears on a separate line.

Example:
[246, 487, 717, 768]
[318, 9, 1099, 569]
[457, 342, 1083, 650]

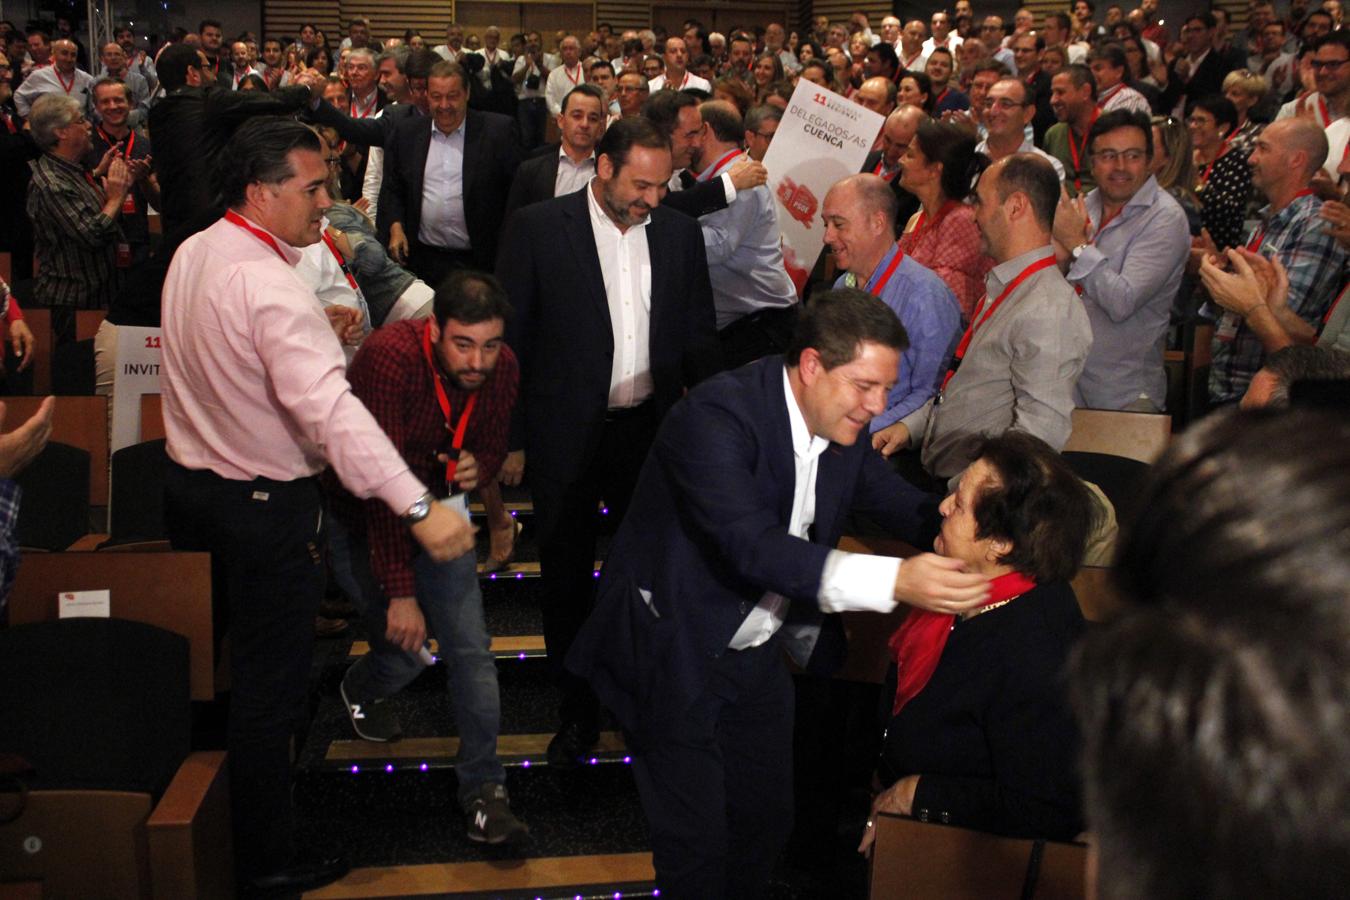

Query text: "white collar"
[782, 367, 830, 462]
[585, 176, 650, 233]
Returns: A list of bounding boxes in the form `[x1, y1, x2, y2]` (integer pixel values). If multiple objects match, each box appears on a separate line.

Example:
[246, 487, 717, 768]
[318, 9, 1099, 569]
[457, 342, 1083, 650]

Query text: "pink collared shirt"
[161, 213, 425, 514]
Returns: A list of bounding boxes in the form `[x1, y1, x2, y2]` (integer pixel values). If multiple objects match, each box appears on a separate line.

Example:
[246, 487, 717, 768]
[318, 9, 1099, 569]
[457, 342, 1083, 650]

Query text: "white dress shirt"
[584, 178, 653, 408]
[728, 369, 903, 649]
[418, 119, 470, 251]
[296, 217, 373, 364]
[648, 71, 713, 93]
[555, 146, 596, 196]
[545, 62, 587, 115]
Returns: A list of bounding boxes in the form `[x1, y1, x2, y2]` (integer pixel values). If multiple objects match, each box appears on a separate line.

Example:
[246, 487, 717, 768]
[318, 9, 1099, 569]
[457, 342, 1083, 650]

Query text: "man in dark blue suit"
[567, 290, 992, 898]
[498, 117, 721, 769]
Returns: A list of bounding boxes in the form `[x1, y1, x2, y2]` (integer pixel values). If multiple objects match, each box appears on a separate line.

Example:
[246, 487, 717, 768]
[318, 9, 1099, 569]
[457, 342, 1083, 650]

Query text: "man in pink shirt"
[160, 117, 473, 896]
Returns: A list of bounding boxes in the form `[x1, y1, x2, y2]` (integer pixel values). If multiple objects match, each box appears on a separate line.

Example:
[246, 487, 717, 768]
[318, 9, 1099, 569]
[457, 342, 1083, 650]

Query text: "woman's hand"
[858, 776, 921, 857]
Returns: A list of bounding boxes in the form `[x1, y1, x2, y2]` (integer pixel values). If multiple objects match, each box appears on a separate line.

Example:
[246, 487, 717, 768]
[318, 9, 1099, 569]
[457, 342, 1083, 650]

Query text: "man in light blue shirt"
[1052, 108, 1188, 411]
[822, 173, 962, 446]
[695, 102, 799, 369]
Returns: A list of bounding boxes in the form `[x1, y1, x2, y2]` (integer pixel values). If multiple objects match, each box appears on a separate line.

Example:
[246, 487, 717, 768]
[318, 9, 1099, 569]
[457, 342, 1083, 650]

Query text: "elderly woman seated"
[860, 431, 1095, 851]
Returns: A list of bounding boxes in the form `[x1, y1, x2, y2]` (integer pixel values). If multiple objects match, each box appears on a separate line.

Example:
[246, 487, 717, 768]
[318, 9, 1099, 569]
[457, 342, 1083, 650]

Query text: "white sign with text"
[111, 325, 163, 453]
[762, 81, 885, 295]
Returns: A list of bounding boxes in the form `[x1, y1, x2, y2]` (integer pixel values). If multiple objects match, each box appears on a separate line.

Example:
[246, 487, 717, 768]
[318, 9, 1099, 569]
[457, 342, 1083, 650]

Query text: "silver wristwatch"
[401, 492, 434, 525]
[1071, 242, 1090, 260]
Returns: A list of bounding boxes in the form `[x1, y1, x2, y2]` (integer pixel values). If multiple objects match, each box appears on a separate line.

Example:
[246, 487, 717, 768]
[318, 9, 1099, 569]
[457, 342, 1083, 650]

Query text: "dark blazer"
[565, 357, 941, 744]
[377, 108, 520, 271]
[1026, 70, 1057, 146]
[861, 149, 921, 235]
[502, 146, 565, 222]
[497, 187, 721, 486]
[879, 580, 1085, 840]
[1159, 49, 1235, 112]
[306, 99, 420, 148]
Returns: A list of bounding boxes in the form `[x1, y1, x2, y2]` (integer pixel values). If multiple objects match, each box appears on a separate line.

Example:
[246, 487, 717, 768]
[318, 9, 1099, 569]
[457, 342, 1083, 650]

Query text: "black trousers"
[531, 404, 658, 731]
[630, 637, 795, 899]
[163, 462, 327, 881]
[409, 243, 478, 291]
[717, 305, 800, 372]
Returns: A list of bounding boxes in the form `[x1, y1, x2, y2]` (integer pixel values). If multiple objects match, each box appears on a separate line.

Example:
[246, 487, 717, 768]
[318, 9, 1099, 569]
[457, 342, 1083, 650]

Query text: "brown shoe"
[315, 615, 350, 638]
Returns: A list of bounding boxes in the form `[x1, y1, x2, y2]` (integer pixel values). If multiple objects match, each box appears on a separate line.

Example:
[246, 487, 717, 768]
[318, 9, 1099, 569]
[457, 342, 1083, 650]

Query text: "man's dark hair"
[157, 42, 203, 90]
[198, 18, 221, 32]
[561, 82, 606, 114]
[913, 118, 984, 201]
[91, 76, 129, 100]
[785, 288, 909, 369]
[433, 270, 513, 328]
[1184, 11, 1216, 30]
[595, 115, 670, 172]
[1088, 107, 1153, 158]
[406, 48, 438, 80]
[1303, 9, 1335, 35]
[1061, 62, 1098, 95]
[1085, 41, 1127, 68]
[990, 152, 1061, 231]
[700, 100, 743, 143]
[587, 57, 614, 76]
[971, 57, 1012, 77]
[215, 117, 323, 208]
[1313, 28, 1350, 56]
[427, 60, 468, 88]
[868, 41, 899, 76]
[1073, 409, 1350, 900]
[642, 87, 699, 137]
[965, 431, 1096, 582]
[1046, 10, 1073, 31]
[1187, 93, 1238, 133]
[1259, 344, 1350, 406]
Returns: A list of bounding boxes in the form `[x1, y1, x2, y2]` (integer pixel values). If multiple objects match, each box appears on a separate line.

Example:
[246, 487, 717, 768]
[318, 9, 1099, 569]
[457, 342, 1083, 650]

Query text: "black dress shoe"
[244, 853, 350, 897]
[546, 721, 600, 769]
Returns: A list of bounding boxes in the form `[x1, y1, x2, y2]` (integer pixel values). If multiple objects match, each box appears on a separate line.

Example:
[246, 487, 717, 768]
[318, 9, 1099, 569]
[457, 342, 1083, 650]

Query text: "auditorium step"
[303, 852, 656, 899]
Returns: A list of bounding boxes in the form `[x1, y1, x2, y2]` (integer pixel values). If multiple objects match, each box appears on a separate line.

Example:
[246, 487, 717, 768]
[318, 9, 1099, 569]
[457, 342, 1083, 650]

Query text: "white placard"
[59, 589, 111, 619]
[111, 325, 163, 453]
[762, 80, 885, 295]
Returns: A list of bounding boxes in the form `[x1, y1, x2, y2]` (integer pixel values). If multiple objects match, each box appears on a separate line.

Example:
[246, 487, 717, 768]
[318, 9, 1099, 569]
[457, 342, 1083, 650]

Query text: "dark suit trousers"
[531, 404, 658, 731]
[410, 243, 478, 290]
[630, 636, 796, 900]
[163, 462, 326, 881]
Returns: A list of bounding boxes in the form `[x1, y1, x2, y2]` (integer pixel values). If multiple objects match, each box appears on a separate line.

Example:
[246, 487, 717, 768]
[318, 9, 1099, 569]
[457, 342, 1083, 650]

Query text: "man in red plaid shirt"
[326, 270, 528, 845]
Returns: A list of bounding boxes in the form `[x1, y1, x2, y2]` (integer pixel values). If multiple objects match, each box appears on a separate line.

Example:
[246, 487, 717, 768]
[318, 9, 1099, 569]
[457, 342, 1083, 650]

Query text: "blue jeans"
[327, 512, 505, 803]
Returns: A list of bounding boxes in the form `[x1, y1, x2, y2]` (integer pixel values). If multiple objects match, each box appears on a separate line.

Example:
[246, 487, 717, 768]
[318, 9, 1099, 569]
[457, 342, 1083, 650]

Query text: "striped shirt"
[26, 152, 124, 310]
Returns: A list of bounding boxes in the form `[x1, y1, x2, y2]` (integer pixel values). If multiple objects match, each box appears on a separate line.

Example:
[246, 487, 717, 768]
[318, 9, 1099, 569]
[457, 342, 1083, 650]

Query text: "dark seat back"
[15, 441, 90, 550]
[108, 438, 169, 545]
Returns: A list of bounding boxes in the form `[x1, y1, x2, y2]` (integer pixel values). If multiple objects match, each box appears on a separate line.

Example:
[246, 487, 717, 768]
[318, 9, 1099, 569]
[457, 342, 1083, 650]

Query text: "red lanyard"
[1066, 111, 1098, 193]
[909, 200, 958, 245]
[321, 231, 360, 292]
[1318, 94, 1332, 128]
[97, 127, 135, 158]
[934, 87, 950, 108]
[700, 149, 741, 181]
[873, 159, 898, 181]
[868, 248, 905, 296]
[942, 254, 1056, 389]
[2, 111, 16, 134]
[422, 320, 477, 485]
[82, 170, 105, 199]
[1198, 129, 1234, 186]
[563, 63, 582, 85]
[1090, 204, 1125, 243]
[902, 51, 923, 70]
[224, 209, 288, 261]
[55, 68, 75, 93]
[1246, 189, 1315, 252]
[350, 91, 377, 117]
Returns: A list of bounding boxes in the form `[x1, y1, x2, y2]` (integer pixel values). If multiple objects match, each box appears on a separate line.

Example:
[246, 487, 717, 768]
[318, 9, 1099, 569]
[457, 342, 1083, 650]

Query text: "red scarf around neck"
[888, 570, 1036, 715]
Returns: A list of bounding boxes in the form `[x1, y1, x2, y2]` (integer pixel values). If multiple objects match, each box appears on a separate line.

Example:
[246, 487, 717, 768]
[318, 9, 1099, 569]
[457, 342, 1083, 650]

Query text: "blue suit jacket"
[566, 356, 941, 745]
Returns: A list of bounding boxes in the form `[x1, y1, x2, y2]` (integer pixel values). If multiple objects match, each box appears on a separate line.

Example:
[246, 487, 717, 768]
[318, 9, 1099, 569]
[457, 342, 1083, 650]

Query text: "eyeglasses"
[324, 156, 341, 167]
[1310, 57, 1350, 70]
[1092, 148, 1147, 164]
